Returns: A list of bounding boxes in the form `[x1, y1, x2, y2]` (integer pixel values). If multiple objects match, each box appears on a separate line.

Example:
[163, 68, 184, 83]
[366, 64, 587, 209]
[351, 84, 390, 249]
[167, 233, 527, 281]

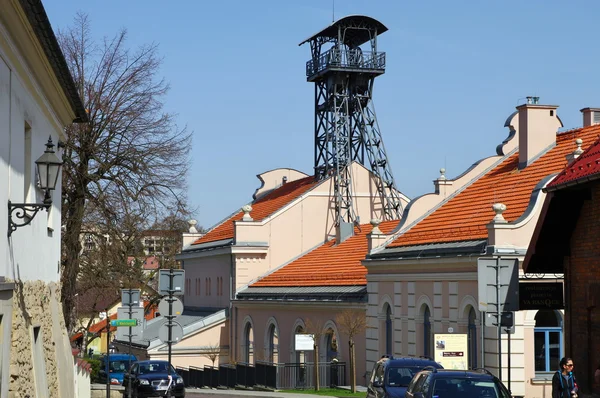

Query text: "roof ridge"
[387, 125, 600, 248]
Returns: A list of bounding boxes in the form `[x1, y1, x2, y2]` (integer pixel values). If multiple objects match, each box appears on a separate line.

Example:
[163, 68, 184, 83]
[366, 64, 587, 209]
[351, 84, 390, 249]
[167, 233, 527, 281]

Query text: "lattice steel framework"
[300, 15, 403, 225]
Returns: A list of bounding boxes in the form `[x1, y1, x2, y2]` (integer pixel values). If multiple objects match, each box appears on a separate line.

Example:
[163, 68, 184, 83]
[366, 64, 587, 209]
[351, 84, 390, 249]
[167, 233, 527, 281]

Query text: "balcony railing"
[306, 48, 386, 78]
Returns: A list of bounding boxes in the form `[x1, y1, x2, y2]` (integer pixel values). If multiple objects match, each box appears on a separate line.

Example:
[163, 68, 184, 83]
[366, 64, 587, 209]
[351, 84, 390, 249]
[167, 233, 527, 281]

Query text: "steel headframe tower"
[300, 15, 403, 227]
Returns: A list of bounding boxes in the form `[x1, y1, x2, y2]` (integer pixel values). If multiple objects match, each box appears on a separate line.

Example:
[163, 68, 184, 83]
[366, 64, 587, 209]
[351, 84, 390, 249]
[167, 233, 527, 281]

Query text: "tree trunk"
[314, 344, 320, 391]
[350, 339, 356, 393]
[61, 177, 87, 333]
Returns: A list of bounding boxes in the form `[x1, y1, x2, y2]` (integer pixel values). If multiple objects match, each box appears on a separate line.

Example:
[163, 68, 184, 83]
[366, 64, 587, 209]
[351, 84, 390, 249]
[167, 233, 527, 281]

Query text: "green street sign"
[110, 319, 138, 327]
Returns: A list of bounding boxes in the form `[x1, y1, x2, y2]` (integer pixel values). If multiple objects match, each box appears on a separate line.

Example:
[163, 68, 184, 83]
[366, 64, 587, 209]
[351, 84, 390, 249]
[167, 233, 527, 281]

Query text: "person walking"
[552, 357, 578, 398]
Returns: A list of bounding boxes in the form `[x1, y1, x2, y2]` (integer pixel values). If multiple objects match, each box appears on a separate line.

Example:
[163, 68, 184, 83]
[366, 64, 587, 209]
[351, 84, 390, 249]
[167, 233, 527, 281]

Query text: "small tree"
[336, 309, 367, 393]
[201, 342, 222, 367]
[305, 318, 325, 391]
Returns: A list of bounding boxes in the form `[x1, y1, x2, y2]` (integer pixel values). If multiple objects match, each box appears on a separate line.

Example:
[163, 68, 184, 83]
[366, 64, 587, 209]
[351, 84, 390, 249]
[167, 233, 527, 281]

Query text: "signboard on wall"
[433, 333, 468, 370]
[295, 334, 315, 351]
[519, 282, 564, 310]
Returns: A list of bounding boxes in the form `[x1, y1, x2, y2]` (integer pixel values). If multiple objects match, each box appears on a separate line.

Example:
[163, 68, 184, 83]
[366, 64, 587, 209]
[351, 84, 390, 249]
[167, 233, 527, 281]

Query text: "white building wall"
[1, 54, 62, 283]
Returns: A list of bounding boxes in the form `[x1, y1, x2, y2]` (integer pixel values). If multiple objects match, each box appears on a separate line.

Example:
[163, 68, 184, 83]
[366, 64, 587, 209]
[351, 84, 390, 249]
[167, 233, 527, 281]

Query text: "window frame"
[534, 326, 563, 373]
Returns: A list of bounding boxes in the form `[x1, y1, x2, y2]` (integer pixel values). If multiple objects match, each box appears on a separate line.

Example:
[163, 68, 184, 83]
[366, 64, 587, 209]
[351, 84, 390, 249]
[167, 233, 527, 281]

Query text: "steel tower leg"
[355, 91, 403, 220]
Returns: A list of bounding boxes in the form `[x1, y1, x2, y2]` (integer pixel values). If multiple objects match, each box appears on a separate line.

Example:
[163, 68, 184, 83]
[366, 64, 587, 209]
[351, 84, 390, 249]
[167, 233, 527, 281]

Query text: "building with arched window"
[364, 101, 599, 397]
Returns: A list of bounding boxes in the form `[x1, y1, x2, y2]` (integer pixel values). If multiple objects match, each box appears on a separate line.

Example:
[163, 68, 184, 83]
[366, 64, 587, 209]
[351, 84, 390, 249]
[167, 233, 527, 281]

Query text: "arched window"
[468, 307, 477, 369]
[293, 325, 306, 365]
[534, 310, 563, 372]
[423, 306, 431, 358]
[385, 304, 393, 356]
[243, 322, 254, 364]
[267, 324, 279, 363]
[325, 329, 338, 362]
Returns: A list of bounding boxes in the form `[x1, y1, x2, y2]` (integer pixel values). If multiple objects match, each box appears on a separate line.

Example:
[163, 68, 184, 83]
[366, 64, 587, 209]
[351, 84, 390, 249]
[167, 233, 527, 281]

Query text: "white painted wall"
[0, 50, 63, 283]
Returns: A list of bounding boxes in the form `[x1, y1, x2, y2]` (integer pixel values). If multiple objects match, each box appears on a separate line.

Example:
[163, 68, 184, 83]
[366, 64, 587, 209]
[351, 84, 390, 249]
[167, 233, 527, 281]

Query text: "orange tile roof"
[192, 176, 318, 245]
[389, 125, 600, 248]
[252, 220, 399, 287]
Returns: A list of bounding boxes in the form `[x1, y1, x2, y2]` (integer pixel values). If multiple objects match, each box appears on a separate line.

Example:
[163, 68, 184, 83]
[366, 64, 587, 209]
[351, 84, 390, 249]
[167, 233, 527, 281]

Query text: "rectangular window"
[31, 326, 48, 395]
[534, 328, 562, 372]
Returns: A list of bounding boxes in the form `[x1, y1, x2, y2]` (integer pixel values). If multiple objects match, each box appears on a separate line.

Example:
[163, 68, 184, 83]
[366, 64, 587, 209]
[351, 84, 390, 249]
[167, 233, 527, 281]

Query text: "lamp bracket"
[8, 200, 50, 237]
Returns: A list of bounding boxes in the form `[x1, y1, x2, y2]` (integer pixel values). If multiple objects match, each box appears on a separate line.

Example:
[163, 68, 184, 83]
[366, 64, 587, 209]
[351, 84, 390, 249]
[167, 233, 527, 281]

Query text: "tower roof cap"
[299, 15, 388, 47]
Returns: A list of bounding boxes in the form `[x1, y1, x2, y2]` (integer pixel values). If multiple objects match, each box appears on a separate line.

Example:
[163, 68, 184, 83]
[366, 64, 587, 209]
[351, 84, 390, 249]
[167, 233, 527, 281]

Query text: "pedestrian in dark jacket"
[552, 357, 578, 398]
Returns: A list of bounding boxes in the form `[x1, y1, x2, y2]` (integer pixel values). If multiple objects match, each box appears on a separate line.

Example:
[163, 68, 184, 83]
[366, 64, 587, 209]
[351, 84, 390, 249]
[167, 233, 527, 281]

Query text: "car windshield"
[138, 362, 176, 375]
[109, 360, 130, 372]
[386, 367, 425, 387]
[432, 378, 511, 398]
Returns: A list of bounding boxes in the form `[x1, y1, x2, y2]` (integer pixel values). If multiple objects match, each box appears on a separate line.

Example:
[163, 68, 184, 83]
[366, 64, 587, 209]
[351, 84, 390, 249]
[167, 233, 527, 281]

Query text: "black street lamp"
[8, 137, 63, 236]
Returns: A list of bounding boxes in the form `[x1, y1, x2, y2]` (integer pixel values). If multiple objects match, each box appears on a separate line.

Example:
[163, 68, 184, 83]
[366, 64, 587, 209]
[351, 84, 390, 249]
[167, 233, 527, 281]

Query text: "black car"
[404, 368, 511, 398]
[367, 356, 443, 398]
[122, 360, 185, 398]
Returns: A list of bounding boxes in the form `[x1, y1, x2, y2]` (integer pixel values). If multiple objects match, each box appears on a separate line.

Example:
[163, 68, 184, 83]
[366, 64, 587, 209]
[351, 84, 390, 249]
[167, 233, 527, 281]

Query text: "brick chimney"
[580, 107, 600, 127]
[517, 97, 562, 169]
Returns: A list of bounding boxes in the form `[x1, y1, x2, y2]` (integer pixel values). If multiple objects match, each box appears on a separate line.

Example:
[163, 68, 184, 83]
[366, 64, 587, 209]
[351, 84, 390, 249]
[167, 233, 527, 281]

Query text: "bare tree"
[305, 318, 326, 391]
[201, 342, 222, 367]
[336, 309, 367, 393]
[57, 13, 192, 333]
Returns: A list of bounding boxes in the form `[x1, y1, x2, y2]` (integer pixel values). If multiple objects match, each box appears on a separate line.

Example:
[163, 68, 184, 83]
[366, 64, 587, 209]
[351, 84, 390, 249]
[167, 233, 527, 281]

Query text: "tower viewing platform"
[300, 15, 387, 82]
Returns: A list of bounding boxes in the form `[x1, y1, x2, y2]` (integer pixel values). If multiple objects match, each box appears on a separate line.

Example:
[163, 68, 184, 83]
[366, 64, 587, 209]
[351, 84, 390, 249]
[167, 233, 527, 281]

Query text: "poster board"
[295, 334, 315, 351]
[434, 333, 468, 370]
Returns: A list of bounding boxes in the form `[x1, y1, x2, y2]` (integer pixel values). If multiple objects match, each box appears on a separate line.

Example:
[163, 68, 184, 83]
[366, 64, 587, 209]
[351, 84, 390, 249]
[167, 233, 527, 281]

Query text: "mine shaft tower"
[300, 15, 403, 228]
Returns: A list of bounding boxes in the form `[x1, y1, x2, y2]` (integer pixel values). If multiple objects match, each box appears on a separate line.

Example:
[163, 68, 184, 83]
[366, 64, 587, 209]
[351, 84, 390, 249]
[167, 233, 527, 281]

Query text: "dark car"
[122, 360, 185, 398]
[404, 368, 511, 398]
[97, 354, 138, 385]
[367, 356, 443, 398]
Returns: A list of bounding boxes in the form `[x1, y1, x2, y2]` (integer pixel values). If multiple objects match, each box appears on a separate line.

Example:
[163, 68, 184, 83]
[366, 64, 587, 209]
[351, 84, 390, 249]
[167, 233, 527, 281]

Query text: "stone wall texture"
[8, 280, 73, 397]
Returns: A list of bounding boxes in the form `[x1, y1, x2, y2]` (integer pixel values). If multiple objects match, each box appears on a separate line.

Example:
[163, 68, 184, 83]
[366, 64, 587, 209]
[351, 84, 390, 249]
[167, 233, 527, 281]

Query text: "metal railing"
[306, 48, 385, 78]
[236, 362, 256, 388]
[271, 362, 347, 390]
[188, 366, 204, 388]
[183, 361, 346, 390]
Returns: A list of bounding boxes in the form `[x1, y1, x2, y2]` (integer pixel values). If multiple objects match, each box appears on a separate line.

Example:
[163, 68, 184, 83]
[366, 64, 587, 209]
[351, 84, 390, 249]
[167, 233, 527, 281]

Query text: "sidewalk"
[92, 384, 366, 398]
[185, 386, 366, 398]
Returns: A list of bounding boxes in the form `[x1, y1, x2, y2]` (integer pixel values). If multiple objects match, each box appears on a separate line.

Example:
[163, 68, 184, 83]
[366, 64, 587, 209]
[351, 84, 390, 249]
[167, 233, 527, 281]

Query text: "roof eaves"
[178, 239, 233, 258]
[545, 170, 600, 192]
[368, 239, 487, 260]
[18, 0, 88, 122]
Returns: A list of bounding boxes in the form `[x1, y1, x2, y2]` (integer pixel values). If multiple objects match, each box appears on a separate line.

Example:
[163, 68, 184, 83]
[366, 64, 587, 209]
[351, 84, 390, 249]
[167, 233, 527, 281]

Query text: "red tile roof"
[252, 220, 398, 287]
[388, 125, 600, 248]
[548, 136, 600, 188]
[192, 176, 318, 245]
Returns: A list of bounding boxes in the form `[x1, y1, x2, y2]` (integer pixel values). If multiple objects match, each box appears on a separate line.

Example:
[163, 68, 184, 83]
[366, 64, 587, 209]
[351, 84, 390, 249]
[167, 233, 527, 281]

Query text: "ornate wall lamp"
[8, 137, 63, 237]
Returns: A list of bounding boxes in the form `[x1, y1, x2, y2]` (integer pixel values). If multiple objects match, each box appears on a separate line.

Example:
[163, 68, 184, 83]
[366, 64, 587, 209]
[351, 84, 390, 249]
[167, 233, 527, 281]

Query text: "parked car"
[367, 356, 443, 398]
[404, 368, 511, 398]
[97, 353, 138, 385]
[122, 360, 185, 398]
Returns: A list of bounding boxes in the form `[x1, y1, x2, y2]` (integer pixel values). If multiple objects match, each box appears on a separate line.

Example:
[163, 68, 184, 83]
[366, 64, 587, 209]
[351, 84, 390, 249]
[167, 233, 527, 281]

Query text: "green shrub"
[86, 358, 102, 382]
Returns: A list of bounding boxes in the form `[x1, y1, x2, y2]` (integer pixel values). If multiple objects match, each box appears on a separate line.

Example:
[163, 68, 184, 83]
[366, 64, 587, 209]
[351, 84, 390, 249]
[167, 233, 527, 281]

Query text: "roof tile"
[548, 135, 600, 187]
[389, 125, 600, 247]
[252, 220, 398, 287]
[192, 176, 318, 245]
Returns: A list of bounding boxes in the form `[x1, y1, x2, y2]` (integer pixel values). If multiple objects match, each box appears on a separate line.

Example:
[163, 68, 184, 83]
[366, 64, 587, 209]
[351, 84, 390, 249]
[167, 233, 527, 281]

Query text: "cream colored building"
[0, 0, 87, 396]
[133, 164, 410, 372]
[364, 101, 600, 397]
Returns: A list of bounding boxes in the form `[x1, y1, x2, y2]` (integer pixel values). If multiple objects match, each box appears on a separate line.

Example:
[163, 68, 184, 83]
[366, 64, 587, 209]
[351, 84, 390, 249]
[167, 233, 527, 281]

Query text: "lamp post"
[8, 137, 63, 236]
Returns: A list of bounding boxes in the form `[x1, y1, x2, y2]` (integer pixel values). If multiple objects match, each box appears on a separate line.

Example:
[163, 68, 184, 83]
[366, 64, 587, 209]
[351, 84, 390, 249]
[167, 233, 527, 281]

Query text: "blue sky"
[45, 1, 600, 229]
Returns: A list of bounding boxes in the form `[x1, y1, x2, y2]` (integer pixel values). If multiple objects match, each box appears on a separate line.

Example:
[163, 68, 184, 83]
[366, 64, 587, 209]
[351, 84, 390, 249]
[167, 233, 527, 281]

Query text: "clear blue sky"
[44, 1, 600, 229]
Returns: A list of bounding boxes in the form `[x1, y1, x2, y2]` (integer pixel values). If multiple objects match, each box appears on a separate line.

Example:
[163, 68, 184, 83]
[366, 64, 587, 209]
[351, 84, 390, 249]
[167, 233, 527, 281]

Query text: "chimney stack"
[517, 97, 562, 169]
[580, 108, 600, 127]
